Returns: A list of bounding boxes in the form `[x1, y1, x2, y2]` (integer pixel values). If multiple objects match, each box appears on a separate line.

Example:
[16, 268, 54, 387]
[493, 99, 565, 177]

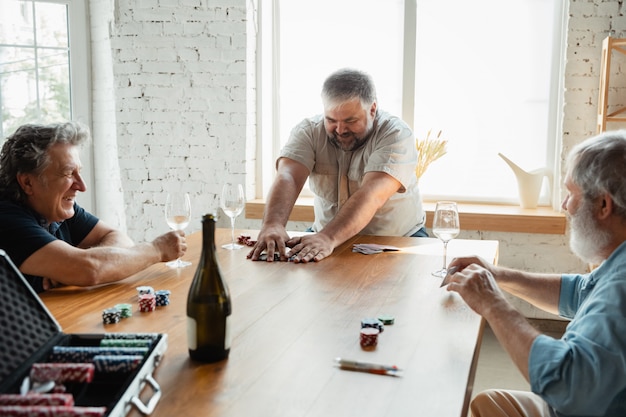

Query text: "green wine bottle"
[187, 213, 232, 362]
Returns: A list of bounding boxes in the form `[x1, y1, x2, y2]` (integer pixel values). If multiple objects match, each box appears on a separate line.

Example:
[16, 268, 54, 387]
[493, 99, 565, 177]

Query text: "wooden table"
[40, 230, 499, 417]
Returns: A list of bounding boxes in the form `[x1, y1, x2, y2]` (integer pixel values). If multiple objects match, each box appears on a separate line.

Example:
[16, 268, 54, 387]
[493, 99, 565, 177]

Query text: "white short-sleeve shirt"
[279, 110, 425, 236]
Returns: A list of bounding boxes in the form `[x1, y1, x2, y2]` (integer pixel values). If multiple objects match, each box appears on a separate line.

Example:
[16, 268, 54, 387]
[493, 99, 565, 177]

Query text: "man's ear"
[598, 193, 614, 220]
[16, 173, 35, 196]
[369, 101, 377, 118]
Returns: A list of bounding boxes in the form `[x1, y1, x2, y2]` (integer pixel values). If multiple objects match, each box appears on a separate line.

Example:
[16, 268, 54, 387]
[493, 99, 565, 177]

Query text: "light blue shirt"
[529, 241, 626, 416]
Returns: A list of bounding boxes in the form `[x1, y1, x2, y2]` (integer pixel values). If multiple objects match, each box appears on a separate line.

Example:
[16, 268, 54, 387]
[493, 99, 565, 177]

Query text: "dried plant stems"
[415, 130, 447, 180]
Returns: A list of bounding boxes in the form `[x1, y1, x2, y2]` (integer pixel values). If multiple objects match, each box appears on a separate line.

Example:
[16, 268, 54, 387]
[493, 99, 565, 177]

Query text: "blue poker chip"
[155, 289, 171, 307]
[93, 355, 144, 373]
[360, 318, 384, 333]
[49, 346, 149, 362]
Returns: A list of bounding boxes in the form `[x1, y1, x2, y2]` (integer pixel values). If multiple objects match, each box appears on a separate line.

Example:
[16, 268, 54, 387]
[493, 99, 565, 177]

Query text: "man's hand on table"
[247, 226, 334, 263]
[247, 224, 291, 262]
[284, 233, 333, 263]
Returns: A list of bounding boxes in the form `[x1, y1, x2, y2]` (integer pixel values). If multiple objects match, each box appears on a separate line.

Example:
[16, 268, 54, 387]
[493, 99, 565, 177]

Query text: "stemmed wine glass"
[220, 183, 245, 250]
[431, 201, 460, 277]
[165, 192, 192, 268]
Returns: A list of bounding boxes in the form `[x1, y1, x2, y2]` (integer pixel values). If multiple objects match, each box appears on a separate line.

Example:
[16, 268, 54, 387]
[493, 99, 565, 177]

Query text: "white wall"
[105, 0, 626, 319]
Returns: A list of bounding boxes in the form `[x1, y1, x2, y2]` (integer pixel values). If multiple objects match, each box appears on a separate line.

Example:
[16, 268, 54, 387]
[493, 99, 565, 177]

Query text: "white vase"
[498, 153, 550, 209]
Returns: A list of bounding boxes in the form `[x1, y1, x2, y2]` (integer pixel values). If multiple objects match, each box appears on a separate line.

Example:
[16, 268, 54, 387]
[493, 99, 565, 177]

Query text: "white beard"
[569, 198, 611, 265]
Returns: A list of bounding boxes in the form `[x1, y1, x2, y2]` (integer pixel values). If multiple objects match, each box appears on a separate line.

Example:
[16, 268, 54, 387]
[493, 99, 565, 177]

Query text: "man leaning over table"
[0, 121, 187, 293]
[248, 68, 427, 263]
[446, 130, 626, 417]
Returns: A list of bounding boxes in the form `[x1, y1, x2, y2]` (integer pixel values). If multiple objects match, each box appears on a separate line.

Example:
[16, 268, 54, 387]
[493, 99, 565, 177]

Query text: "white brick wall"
[111, 0, 247, 237]
[106, 0, 625, 318]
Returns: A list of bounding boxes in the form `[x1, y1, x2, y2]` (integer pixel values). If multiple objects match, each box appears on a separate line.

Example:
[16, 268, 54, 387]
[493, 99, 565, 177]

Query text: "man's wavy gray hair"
[0, 121, 90, 203]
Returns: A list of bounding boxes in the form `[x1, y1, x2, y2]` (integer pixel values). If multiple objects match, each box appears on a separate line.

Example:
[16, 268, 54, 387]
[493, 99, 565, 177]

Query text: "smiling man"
[249, 68, 426, 263]
[0, 122, 186, 293]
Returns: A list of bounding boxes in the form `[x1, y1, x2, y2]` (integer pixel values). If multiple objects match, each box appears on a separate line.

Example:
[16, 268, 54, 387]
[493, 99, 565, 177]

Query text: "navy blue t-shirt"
[0, 199, 99, 293]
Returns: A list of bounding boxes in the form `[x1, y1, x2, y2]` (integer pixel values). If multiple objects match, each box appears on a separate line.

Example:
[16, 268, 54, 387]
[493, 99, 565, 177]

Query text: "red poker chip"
[359, 327, 379, 347]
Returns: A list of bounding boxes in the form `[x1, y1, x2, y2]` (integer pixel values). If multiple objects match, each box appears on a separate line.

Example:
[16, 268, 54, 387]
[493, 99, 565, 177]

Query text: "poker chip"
[102, 308, 121, 325]
[102, 333, 158, 340]
[361, 318, 384, 333]
[138, 293, 156, 312]
[378, 314, 395, 325]
[49, 346, 149, 362]
[155, 290, 171, 307]
[136, 286, 154, 298]
[30, 363, 95, 383]
[359, 327, 380, 348]
[99, 339, 152, 348]
[93, 355, 143, 373]
[0, 405, 107, 416]
[114, 303, 132, 318]
[0, 393, 74, 406]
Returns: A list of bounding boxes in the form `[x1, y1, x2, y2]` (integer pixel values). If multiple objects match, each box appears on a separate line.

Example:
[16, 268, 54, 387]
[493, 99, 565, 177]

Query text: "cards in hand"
[352, 243, 400, 255]
[439, 266, 459, 287]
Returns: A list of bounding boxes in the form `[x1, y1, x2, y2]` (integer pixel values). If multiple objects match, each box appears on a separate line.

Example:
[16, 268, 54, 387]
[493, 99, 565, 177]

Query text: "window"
[0, 0, 90, 138]
[258, 0, 565, 207]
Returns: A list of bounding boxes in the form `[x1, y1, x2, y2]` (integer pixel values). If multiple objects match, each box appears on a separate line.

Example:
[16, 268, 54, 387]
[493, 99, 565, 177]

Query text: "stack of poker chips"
[359, 317, 392, 348]
[0, 405, 107, 416]
[114, 303, 132, 318]
[49, 346, 149, 363]
[359, 328, 380, 347]
[100, 338, 151, 348]
[361, 318, 385, 333]
[155, 290, 171, 307]
[136, 286, 154, 297]
[93, 355, 143, 373]
[0, 393, 74, 406]
[101, 308, 121, 325]
[138, 293, 156, 312]
[30, 363, 95, 384]
[44, 339, 152, 374]
[102, 333, 158, 342]
[137, 286, 156, 312]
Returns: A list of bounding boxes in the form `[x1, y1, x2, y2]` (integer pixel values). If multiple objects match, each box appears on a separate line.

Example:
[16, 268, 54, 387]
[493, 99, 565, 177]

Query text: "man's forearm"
[484, 299, 540, 381]
[263, 176, 302, 227]
[318, 187, 386, 248]
[497, 269, 562, 315]
[62, 243, 161, 287]
[97, 230, 135, 248]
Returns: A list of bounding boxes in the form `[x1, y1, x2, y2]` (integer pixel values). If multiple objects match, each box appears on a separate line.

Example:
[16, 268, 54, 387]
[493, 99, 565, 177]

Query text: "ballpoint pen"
[334, 358, 402, 376]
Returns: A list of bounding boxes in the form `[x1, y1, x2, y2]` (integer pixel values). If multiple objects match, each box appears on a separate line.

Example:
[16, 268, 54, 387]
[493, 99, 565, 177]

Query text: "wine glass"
[165, 192, 192, 268]
[220, 183, 245, 250]
[431, 201, 460, 277]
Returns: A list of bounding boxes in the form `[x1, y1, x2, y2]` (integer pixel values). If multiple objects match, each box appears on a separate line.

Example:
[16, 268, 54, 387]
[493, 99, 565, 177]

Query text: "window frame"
[0, 0, 93, 210]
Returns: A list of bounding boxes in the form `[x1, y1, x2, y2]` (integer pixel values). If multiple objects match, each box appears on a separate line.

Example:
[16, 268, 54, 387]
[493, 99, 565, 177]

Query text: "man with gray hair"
[0, 121, 186, 292]
[249, 68, 426, 263]
[446, 130, 626, 416]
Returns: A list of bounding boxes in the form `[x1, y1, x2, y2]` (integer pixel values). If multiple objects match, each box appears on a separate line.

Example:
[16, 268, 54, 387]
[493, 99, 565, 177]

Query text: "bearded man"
[446, 131, 626, 417]
[249, 68, 426, 263]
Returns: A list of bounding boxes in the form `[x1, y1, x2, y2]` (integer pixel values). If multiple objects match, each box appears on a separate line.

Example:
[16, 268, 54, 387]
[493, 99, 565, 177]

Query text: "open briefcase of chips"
[0, 249, 168, 417]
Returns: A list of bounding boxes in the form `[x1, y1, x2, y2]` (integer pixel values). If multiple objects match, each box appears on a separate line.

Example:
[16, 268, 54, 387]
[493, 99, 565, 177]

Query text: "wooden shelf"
[597, 36, 626, 132]
[245, 198, 567, 235]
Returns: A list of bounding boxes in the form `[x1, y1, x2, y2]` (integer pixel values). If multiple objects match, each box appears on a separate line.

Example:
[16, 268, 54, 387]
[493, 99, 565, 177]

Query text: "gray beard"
[569, 198, 612, 265]
[328, 134, 367, 152]
[328, 117, 375, 152]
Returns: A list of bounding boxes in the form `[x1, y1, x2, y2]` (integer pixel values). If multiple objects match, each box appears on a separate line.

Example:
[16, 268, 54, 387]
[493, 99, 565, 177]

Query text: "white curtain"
[88, 0, 127, 231]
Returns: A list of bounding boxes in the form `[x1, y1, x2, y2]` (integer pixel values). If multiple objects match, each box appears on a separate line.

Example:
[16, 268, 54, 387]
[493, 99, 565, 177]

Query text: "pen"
[334, 358, 402, 376]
